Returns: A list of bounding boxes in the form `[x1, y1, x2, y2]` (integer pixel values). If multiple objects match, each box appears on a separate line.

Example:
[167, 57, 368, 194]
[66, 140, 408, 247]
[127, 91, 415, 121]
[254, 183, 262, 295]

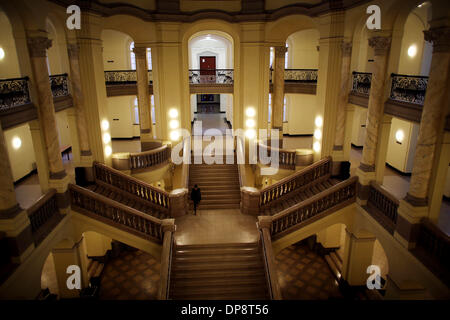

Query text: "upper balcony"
[269, 69, 318, 95]
[104, 70, 153, 97]
[188, 69, 234, 94]
[0, 74, 73, 129]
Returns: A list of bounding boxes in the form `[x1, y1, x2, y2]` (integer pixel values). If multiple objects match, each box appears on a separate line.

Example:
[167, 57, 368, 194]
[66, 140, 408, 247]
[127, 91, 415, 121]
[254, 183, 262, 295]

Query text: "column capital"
[368, 36, 391, 56]
[424, 26, 450, 53]
[274, 46, 287, 57]
[341, 41, 352, 56]
[27, 37, 52, 57]
[133, 46, 147, 58]
[67, 43, 80, 59]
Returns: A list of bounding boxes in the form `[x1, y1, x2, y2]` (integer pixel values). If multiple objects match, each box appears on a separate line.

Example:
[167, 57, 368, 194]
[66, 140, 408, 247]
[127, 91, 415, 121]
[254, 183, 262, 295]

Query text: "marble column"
[357, 35, 391, 177]
[271, 46, 287, 147]
[67, 43, 93, 166]
[405, 26, 450, 207]
[133, 46, 156, 151]
[27, 37, 66, 180]
[333, 41, 352, 152]
[0, 123, 34, 262]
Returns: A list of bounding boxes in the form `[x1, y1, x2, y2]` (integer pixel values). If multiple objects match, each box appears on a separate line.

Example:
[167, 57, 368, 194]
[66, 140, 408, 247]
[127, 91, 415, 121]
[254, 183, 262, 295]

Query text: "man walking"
[190, 184, 201, 215]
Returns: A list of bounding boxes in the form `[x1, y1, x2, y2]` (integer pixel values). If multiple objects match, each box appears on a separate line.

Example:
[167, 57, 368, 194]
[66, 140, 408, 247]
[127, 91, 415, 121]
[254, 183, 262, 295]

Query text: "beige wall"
[265, 0, 321, 10]
[386, 117, 419, 173]
[397, 13, 427, 75]
[287, 29, 319, 69]
[0, 11, 21, 78]
[55, 109, 72, 148]
[351, 106, 367, 147]
[102, 29, 132, 70]
[107, 96, 136, 138]
[284, 93, 316, 135]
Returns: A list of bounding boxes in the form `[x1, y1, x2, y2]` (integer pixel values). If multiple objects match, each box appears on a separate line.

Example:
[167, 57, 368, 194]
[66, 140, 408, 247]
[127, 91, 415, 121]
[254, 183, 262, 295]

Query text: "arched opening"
[188, 31, 234, 136]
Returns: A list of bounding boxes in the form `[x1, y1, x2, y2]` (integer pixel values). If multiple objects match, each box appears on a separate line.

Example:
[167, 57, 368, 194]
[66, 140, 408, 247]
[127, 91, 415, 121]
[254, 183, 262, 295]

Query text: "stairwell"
[189, 161, 241, 210]
[170, 242, 269, 300]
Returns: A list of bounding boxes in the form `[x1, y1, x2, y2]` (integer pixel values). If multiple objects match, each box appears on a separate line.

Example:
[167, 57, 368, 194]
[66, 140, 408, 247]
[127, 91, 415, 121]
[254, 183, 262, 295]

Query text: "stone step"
[171, 283, 267, 297]
[174, 253, 261, 264]
[175, 246, 259, 257]
[171, 275, 266, 289]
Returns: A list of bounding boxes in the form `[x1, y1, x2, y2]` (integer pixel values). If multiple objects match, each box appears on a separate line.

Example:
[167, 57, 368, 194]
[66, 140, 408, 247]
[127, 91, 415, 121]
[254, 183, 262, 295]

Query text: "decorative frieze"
[27, 37, 52, 58]
[368, 36, 391, 56]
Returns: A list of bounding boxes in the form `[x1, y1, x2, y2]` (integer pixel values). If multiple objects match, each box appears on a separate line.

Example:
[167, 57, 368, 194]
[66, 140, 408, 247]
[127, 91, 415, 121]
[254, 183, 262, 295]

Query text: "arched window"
[269, 47, 274, 69]
[283, 96, 287, 122]
[133, 98, 139, 124]
[285, 43, 289, 69]
[151, 95, 156, 125]
[130, 41, 152, 70]
[268, 94, 272, 123]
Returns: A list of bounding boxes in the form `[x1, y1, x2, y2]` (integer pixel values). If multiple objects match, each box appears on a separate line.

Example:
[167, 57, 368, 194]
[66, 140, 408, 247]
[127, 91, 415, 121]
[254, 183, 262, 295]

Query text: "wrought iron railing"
[270, 176, 357, 239]
[366, 182, 398, 234]
[389, 73, 428, 105]
[351, 71, 372, 96]
[49, 73, 69, 97]
[104, 70, 153, 85]
[269, 69, 318, 83]
[189, 69, 234, 84]
[0, 77, 31, 110]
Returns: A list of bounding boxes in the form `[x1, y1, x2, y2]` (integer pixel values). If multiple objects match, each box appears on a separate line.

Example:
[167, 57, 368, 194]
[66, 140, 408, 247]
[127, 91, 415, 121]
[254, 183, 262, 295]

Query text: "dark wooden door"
[200, 56, 216, 75]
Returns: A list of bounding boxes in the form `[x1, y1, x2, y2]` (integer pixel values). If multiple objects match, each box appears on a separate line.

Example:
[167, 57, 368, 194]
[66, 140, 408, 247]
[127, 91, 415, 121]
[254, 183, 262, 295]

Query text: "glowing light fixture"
[314, 129, 322, 140]
[245, 129, 256, 139]
[246, 119, 256, 128]
[168, 108, 178, 118]
[105, 146, 112, 157]
[0, 48, 5, 60]
[246, 107, 256, 118]
[169, 119, 179, 129]
[103, 133, 111, 144]
[315, 116, 323, 128]
[101, 119, 110, 131]
[408, 45, 417, 57]
[12, 136, 22, 149]
[395, 130, 405, 143]
[313, 141, 321, 152]
[170, 130, 180, 141]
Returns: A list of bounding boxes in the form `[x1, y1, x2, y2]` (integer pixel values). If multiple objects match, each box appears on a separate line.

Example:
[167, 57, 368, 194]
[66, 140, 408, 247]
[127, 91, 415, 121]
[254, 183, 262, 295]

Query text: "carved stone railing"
[258, 143, 296, 170]
[130, 145, 171, 170]
[158, 219, 175, 300]
[0, 77, 31, 110]
[259, 157, 332, 208]
[189, 69, 234, 84]
[27, 189, 62, 245]
[49, 74, 69, 97]
[366, 181, 398, 234]
[93, 162, 170, 209]
[258, 216, 282, 300]
[104, 70, 153, 84]
[270, 176, 357, 239]
[389, 73, 428, 105]
[269, 69, 318, 83]
[69, 183, 164, 242]
[351, 71, 372, 96]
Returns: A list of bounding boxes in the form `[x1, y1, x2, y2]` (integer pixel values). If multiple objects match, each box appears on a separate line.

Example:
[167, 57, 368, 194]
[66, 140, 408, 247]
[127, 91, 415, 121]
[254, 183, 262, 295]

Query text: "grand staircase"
[189, 161, 241, 210]
[170, 242, 269, 300]
[87, 183, 169, 220]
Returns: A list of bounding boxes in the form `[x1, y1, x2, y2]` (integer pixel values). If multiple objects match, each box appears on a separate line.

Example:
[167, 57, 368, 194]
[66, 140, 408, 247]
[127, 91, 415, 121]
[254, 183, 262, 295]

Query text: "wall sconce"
[0, 48, 5, 60]
[245, 129, 256, 139]
[103, 133, 111, 144]
[246, 107, 256, 118]
[168, 108, 178, 118]
[170, 130, 180, 141]
[246, 119, 255, 128]
[395, 130, 404, 144]
[407, 45, 417, 58]
[12, 136, 22, 150]
[101, 119, 110, 131]
[314, 115, 323, 127]
[313, 129, 322, 140]
[313, 141, 321, 152]
[105, 146, 112, 157]
[169, 119, 179, 129]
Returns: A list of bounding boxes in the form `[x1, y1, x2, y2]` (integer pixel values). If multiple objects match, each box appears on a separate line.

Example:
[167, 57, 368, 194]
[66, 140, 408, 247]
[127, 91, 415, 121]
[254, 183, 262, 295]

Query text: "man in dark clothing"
[190, 184, 201, 215]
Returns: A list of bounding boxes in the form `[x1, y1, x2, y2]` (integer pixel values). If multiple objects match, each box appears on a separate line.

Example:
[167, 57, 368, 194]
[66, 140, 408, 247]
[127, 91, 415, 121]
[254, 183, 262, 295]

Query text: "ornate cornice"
[368, 36, 391, 56]
[132, 47, 147, 58]
[424, 26, 450, 53]
[341, 41, 352, 57]
[67, 43, 80, 59]
[27, 37, 52, 58]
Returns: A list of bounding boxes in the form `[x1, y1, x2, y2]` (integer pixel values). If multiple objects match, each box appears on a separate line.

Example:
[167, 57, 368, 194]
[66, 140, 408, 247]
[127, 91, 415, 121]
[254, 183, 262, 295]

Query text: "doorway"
[200, 56, 216, 75]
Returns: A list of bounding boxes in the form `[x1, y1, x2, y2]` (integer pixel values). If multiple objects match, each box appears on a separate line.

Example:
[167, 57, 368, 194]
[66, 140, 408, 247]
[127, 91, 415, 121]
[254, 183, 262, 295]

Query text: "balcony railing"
[130, 145, 171, 170]
[389, 73, 428, 105]
[258, 143, 296, 170]
[366, 182, 399, 234]
[269, 69, 318, 83]
[189, 69, 234, 84]
[104, 70, 153, 85]
[0, 77, 31, 110]
[49, 73, 69, 97]
[351, 71, 372, 96]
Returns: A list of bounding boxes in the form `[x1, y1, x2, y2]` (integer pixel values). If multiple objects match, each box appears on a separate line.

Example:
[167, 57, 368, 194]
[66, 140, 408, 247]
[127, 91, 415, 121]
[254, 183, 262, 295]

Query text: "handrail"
[259, 157, 332, 207]
[49, 74, 69, 97]
[416, 218, 450, 269]
[367, 181, 399, 234]
[69, 184, 164, 242]
[0, 76, 32, 109]
[158, 220, 175, 300]
[351, 71, 372, 96]
[389, 73, 428, 105]
[270, 176, 357, 238]
[129, 145, 171, 170]
[189, 69, 234, 84]
[258, 219, 282, 300]
[27, 189, 59, 236]
[258, 142, 296, 170]
[93, 161, 170, 209]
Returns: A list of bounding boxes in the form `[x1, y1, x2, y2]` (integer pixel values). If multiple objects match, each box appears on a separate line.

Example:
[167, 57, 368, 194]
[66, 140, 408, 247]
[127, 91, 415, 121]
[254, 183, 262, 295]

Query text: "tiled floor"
[275, 243, 343, 300]
[99, 249, 160, 300]
[174, 209, 259, 245]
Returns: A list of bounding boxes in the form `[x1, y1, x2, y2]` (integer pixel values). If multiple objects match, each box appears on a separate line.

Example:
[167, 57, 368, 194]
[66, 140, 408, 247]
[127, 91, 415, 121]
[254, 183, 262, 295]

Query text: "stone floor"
[193, 113, 230, 136]
[99, 249, 160, 300]
[276, 243, 343, 300]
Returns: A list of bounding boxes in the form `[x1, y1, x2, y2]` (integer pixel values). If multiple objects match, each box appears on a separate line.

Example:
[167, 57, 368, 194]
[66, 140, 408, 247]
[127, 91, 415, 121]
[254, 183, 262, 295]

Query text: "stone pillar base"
[394, 200, 428, 249]
[49, 174, 72, 212]
[355, 168, 376, 205]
